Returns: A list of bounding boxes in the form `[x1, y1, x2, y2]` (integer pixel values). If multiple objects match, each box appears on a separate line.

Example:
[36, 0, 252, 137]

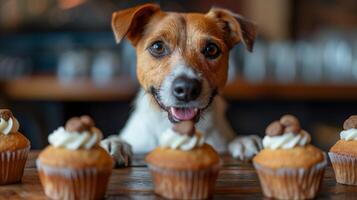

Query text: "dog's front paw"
[100, 136, 133, 167]
[228, 135, 262, 161]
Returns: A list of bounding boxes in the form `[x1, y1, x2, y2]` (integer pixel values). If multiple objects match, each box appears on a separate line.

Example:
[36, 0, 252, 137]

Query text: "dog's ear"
[206, 7, 257, 52]
[112, 4, 160, 45]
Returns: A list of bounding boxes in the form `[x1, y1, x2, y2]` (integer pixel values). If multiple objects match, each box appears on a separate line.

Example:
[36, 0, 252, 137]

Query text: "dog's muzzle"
[150, 82, 217, 123]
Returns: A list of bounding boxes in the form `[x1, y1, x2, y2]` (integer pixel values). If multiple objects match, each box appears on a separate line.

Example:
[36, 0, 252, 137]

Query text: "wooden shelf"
[223, 79, 357, 101]
[1, 75, 137, 101]
[2, 75, 357, 101]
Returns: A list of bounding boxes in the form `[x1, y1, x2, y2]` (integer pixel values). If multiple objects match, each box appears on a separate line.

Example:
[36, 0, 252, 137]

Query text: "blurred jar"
[227, 45, 240, 83]
[57, 50, 90, 82]
[295, 40, 323, 83]
[242, 41, 267, 83]
[268, 42, 297, 83]
[322, 37, 353, 83]
[350, 37, 357, 82]
[119, 39, 137, 80]
[0, 55, 32, 80]
[91, 50, 120, 85]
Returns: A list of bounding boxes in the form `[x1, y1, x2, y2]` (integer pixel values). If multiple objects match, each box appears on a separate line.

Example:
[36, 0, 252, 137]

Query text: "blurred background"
[0, 0, 356, 151]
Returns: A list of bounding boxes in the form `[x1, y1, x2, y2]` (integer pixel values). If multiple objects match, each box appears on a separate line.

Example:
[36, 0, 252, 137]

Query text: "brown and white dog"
[100, 4, 262, 166]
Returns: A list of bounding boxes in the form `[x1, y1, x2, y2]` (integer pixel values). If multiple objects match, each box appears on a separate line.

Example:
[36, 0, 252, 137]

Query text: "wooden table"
[0, 151, 356, 199]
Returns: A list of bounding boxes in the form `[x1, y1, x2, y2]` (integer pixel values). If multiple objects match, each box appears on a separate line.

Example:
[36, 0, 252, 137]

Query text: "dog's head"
[112, 4, 256, 123]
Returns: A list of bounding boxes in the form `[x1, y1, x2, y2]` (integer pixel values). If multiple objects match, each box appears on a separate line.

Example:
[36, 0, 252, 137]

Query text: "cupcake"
[329, 115, 357, 185]
[253, 115, 326, 200]
[37, 116, 114, 200]
[0, 109, 30, 185]
[146, 121, 221, 200]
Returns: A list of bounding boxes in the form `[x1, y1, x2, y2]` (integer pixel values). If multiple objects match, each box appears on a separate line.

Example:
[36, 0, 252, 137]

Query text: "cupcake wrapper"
[148, 162, 221, 200]
[36, 160, 112, 200]
[253, 153, 327, 200]
[329, 152, 357, 185]
[0, 146, 30, 185]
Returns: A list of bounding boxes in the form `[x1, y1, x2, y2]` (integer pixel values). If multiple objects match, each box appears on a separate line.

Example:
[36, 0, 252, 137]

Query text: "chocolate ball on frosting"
[280, 115, 300, 128]
[284, 125, 301, 134]
[80, 115, 95, 128]
[65, 115, 95, 132]
[0, 109, 13, 121]
[173, 121, 195, 137]
[65, 117, 85, 132]
[266, 121, 284, 136]
[343, 115, 357, 130]
[280, 114, 301, 134]
[266, 114, 302, 137]
[279, 115, 299, 132]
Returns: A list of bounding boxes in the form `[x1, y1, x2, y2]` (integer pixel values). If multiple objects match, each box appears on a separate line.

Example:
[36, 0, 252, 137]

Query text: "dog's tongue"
[170, 107, 198, 121]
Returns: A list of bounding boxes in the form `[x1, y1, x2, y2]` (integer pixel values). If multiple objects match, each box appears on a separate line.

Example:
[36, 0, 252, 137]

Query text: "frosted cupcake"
[37, 116, 114, 200]
[0, 109, 30, 184]
[146, 121, 221, 200]
[329, 115, 357, 185]
[253, 115, 326, 200]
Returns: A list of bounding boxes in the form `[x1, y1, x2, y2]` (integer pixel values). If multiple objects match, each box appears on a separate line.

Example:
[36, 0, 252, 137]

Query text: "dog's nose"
[172, 76, 202, 102]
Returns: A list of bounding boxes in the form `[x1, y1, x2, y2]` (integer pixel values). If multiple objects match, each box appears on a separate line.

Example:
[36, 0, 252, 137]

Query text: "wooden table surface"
[0, 151, 356, 200]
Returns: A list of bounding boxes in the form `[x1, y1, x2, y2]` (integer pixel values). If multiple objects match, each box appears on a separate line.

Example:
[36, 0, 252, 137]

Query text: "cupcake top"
[263, 115, 311, 150]
[39, 116, 113, 169]
[330, 115, 357, 156]
[160, 121, 205, 151]
[254, 114, 325, 169]
[48, 115, 103, 150]
[340, 115, 357, 141]
[146, 121, 220, 170]
[0, 109, 20, 135]
[0, 109, 30, 152]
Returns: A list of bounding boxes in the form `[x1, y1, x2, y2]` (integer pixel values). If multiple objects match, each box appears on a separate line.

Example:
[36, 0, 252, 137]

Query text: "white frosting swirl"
[0, 117, 19, 135]
[340, 128, 357, 141]
[263, 130, 311, 150]
[48, 127, 103, 150]
[160, 128, 205, 151]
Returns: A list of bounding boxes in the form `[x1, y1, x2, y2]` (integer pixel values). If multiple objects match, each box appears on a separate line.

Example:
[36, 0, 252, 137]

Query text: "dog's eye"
[148, 41, 169, 58]
[202, 43, 221, 59]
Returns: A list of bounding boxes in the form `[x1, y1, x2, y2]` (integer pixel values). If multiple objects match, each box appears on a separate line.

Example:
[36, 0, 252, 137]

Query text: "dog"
[100, 4, 262, 166]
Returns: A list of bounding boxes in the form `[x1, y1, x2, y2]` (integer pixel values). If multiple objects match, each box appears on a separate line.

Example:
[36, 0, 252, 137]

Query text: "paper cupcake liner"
[36, 160, 112, 200]
[329, 152, 357, 185]
[147, 162, 221, 200]
[0, 146, 30, 185]
[253, 153, 327, 200]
